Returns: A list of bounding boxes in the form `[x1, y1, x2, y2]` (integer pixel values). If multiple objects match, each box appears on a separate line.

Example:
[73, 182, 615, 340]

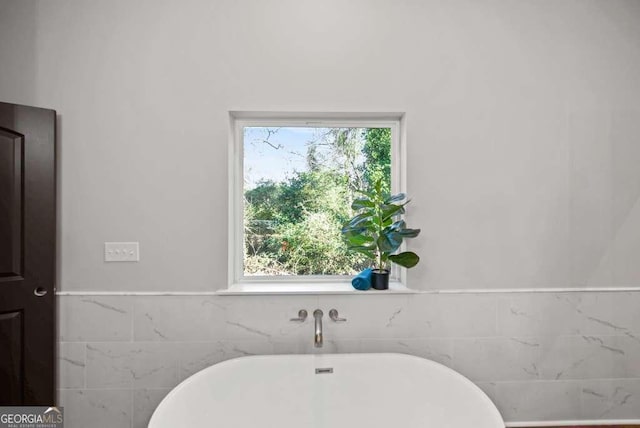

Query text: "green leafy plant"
[342, 178, 421, 272]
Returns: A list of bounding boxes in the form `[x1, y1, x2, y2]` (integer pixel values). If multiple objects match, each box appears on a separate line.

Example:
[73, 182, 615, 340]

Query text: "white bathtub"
[149, 353, 504, 428]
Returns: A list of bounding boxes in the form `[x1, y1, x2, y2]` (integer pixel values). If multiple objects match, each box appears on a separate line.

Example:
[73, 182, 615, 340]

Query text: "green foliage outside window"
[243, 127, 392, 276]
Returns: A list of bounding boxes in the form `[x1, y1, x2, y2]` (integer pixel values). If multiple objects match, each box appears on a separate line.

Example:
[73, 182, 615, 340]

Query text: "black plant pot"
[371, 269, 390, 290]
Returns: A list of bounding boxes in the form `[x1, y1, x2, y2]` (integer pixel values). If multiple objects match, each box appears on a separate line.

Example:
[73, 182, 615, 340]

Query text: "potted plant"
[341, 179, 421, 290]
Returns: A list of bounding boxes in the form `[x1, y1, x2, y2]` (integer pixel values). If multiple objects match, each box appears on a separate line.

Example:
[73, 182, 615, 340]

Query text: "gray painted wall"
[0, 1, 37, 104]
[1, 0, 639, 291]
[1, 1, 640, 426]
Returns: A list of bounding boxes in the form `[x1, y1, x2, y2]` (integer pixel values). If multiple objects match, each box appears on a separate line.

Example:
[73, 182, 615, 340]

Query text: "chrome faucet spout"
[313, 309, 323, 348]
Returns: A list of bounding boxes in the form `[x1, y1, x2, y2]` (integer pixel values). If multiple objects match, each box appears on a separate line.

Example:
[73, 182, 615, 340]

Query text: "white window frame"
[226, 112, 409, 294]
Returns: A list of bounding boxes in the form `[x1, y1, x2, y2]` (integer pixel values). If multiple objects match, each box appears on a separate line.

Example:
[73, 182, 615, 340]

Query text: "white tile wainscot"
[57, 291, 640, 428]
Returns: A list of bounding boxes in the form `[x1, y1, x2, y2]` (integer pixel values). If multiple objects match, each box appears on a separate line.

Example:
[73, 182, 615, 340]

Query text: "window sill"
[217, 281, 418, 295]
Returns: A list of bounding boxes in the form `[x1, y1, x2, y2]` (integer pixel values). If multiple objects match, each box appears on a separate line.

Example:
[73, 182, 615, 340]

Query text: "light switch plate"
[104, 242, 140, 262]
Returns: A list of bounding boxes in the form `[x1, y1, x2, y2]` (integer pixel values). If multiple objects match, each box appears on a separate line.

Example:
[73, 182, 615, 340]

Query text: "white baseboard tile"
[506, 419, 640, 427]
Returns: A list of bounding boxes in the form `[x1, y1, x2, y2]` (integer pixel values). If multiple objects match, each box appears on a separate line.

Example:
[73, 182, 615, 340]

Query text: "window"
[228, 113, 405, 290]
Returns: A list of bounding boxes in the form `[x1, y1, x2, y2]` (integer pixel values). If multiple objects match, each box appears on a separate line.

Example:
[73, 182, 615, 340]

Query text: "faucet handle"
[329, 309, 347, 322]
[290, 309, 308, 322]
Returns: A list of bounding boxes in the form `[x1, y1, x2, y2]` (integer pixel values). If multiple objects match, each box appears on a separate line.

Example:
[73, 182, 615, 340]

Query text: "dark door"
[0, 101, 56, 405]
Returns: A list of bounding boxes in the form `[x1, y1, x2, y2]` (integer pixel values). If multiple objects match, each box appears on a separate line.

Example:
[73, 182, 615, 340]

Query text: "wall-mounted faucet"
[329, 309, 346, 322]
[290, 309, 346, 348]
[290, 309, 308, 322]
[313, 309, 323, 348]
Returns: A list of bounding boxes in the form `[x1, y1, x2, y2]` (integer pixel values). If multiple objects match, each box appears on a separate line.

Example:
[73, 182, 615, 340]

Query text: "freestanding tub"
[149, 353, 504, 428]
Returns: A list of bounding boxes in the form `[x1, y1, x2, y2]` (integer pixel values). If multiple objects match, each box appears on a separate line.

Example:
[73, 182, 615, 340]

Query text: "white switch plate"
[104, 242, 140, 262]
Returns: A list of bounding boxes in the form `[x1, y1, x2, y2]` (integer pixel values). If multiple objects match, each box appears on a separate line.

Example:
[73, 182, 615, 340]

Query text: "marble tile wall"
[57, 292, 640, 428]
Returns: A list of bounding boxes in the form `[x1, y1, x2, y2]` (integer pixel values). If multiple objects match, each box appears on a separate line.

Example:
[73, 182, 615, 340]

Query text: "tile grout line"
[130, 295, 135, 428]
[83, 342, 87, 390]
